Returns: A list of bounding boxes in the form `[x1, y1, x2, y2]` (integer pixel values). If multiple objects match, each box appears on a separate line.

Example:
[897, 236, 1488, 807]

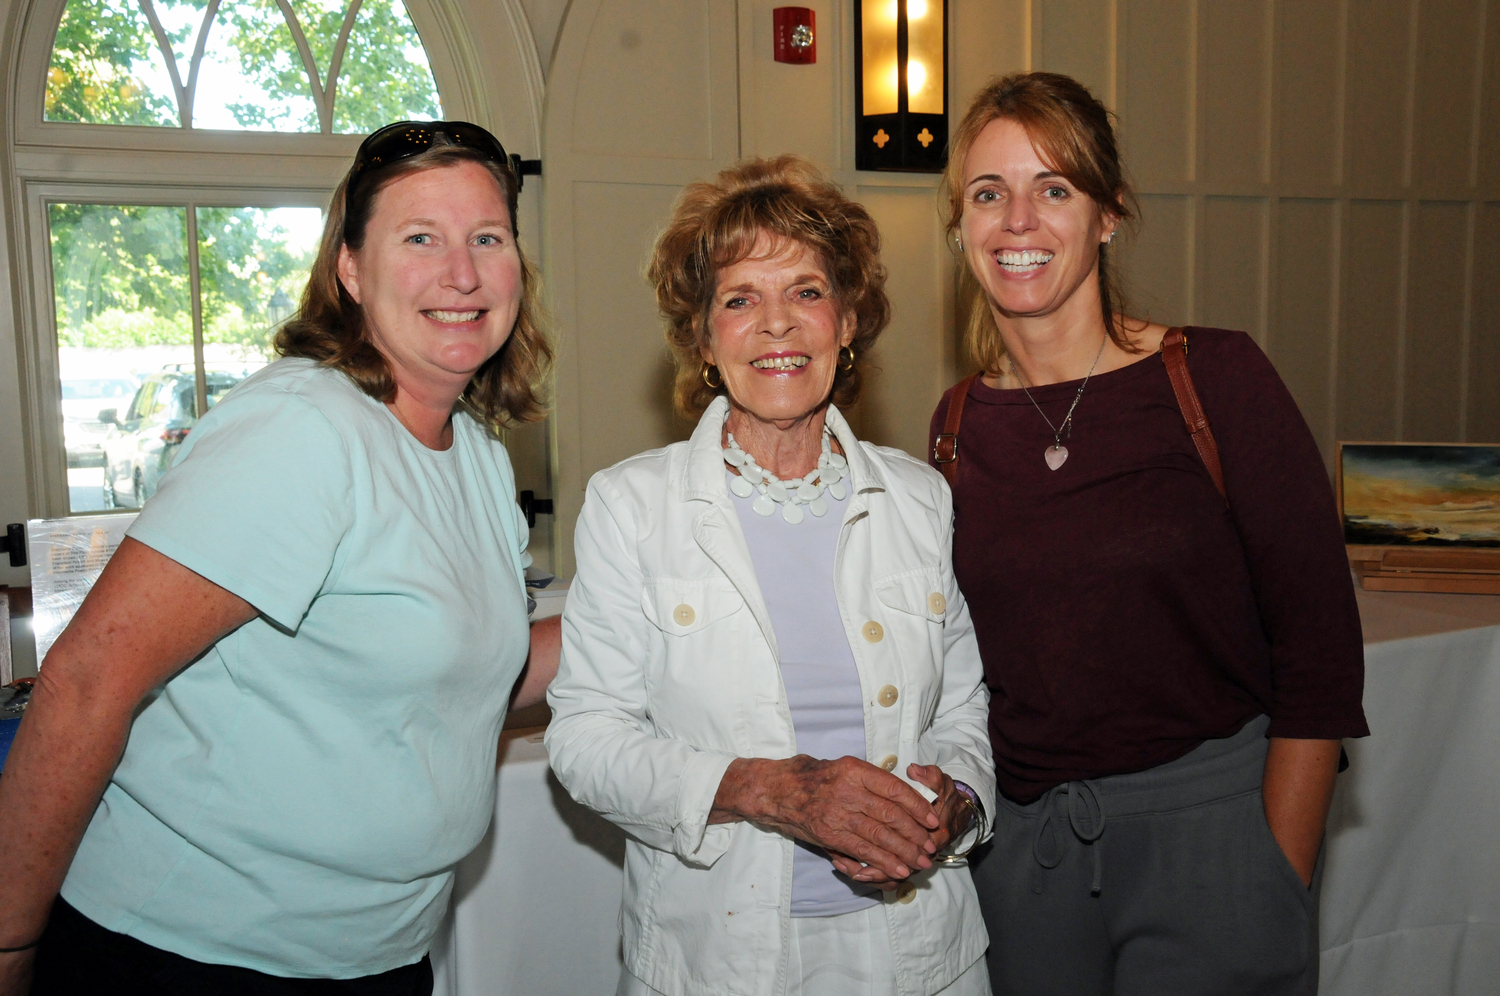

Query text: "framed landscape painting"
[1338, 443, 1500, 549]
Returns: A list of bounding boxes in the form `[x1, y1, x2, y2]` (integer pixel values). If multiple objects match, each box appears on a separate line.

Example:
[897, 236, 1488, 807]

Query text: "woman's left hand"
[830, 763, 974, 889]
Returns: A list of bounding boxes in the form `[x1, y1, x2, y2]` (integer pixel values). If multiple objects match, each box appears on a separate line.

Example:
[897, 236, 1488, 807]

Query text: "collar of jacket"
[672, 395, 887, 666]
[674, 395, 888, 504]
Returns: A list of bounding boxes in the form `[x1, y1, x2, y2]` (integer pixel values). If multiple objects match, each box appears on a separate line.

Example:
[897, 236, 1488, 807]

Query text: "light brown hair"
[649, 156, 890, 419]
[275, 142, 551, 430]
[942, 71, 1139, 374]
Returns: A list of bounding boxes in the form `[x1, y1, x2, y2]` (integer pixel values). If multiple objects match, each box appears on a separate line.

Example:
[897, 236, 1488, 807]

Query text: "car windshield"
[205, 377, 239, 408]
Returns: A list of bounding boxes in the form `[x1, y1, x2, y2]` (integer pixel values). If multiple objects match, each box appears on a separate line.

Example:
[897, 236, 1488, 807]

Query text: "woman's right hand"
[710, 755, 941, 883]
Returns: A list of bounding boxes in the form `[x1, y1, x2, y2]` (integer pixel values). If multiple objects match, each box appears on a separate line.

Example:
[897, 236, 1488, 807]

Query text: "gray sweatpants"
[971, 716, 1322, 996]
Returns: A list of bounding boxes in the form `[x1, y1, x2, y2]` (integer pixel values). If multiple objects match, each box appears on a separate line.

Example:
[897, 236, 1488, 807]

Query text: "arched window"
[44, 0, 442, 133]
[11, 0, 454, 515]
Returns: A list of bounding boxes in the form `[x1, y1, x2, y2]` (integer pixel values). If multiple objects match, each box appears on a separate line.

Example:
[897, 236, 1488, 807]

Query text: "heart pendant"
[1044, 445, 1069, 470]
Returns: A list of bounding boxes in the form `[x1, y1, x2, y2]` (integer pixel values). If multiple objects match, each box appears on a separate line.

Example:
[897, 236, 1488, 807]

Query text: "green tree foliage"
[45, 0, 178, 126]
[44, 0, 439, 132]
[214, 0, 440, 132]
[217, 0, 320, 131]
[49, 204, 191, 345]
[197, 208, 318, 354]
[331, 0, 441, 133]
[49, 204, 316, 355]
[42, 0, 433, 352]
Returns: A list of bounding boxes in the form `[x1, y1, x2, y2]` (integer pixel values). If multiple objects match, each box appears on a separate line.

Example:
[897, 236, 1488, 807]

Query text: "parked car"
[61, 376, 138, 468]
[100, 368, 243, 508]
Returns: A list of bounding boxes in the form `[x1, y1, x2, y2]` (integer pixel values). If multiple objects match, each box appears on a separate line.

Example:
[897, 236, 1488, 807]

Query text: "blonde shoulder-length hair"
[275, 141, 551, 430]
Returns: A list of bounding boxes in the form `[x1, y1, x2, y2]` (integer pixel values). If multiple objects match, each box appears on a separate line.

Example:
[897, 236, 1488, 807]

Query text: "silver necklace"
[1014, 334, 1108, 470]
[723, 427, 847, 524]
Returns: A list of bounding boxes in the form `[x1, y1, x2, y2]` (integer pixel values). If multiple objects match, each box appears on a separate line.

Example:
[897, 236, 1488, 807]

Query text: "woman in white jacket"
[548, 157, 994, 996]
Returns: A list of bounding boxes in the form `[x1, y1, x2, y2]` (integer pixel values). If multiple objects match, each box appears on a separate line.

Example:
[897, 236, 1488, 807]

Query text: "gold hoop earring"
[837, 345, 856, 371]
[702, 364, 723, 389]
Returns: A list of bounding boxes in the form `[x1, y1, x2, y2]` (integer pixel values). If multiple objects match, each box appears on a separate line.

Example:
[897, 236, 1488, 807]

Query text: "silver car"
[61, 377, 138, 468]
[100, 368, 242, 508]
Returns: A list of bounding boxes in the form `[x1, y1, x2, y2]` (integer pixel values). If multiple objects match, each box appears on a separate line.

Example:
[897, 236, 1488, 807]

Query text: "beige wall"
[540, 0, 1500, 574]
[541, 0, 1031, 575]
[2, 0, 1494, 588]
[1032, 0, 1500, 460]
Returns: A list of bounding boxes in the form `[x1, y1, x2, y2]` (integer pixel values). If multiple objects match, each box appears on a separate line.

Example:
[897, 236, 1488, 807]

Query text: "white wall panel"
[1403, 201, 1470, 440]
[1029, 0, 1500, 459]
[1120, 193, 1192, 325]
[1274, 0, 1340, 186]
[1270, 198, 1338, 451]
[1200, 195, 1267, 340]
[1338, 200, 1405, 441]
[1411, 0, 1484, 190]
[1470, 203, 1500, 441]
[1200, 0, 1269, 186]
[1119, 0, 1194, 184]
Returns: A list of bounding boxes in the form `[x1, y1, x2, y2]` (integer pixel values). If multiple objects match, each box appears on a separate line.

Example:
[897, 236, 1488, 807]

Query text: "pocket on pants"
[1252, 794, 1317, 915]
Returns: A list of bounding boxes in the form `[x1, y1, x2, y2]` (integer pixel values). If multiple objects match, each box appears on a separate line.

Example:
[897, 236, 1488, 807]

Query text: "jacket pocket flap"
[642, 578, 746, 635]
[874, 568, 946, 622]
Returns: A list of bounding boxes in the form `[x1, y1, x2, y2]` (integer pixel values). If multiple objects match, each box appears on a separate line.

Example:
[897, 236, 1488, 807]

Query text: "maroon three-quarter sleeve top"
[929, 327, 1369, 804]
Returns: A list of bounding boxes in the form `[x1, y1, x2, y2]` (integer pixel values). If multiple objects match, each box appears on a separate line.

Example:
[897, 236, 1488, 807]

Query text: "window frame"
[4, 0, 544, 519]
[21, 180, 333, 514]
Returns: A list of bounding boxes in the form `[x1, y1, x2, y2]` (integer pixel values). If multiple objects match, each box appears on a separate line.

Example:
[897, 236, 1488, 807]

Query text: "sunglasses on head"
[346, 120, 522, 200]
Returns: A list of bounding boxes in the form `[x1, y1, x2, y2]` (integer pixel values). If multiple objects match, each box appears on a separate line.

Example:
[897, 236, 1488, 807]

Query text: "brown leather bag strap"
[1160, 327, 1227, 500]
[933, 372, 979, 487]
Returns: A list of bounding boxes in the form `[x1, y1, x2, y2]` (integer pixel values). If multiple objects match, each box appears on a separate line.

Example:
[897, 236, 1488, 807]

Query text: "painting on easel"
[1338, 443, 1500, 549]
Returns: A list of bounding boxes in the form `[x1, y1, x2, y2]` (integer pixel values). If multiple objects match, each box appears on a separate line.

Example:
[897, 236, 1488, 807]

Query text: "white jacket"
[546, 398, 995, 996]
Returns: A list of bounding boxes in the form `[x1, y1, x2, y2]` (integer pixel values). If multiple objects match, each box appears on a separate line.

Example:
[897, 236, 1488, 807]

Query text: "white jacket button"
[879, 754, 898, 772]
[862, 620, 884, 643]
[673, 604, 695, 626]
[877, 685, 898, 708]
[897, 881, 917, 904]
[928, 592, 946, 615]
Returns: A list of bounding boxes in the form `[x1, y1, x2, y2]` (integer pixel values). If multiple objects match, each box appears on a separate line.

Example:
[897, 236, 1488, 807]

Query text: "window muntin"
[49, 201, 322, 512]
[43, 0, 441, 132]
[195, 0, 322, 132]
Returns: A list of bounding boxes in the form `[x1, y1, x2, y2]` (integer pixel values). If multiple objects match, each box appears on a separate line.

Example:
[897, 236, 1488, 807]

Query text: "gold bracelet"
[937, 794, 986, 866]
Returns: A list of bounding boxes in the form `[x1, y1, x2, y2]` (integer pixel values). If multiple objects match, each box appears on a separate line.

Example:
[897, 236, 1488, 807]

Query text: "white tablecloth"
[1319, 611, 1500, 994]
[431, 728, 626, 995]
[435, 589, 1500, 995]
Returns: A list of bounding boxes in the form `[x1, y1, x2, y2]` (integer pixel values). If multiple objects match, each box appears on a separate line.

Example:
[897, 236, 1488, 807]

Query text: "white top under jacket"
[546, 397, 996, 996]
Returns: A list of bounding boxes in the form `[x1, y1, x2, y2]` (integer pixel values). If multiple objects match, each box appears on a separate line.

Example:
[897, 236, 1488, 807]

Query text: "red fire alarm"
[774, 7, 816, 64]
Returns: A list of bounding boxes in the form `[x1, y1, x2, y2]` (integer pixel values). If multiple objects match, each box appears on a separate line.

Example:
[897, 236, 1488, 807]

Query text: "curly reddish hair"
[649, 155, 890, 418]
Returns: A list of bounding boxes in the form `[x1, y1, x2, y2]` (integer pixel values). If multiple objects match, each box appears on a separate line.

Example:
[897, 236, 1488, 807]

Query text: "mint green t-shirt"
[61, 358, 531, 978]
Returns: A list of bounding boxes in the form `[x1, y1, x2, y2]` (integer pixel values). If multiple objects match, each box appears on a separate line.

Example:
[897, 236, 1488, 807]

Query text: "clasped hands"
[710, 755, 973, 891]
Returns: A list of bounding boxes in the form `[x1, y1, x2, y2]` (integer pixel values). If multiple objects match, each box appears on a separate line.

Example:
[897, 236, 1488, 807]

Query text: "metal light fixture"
[854, 0, 947, 172]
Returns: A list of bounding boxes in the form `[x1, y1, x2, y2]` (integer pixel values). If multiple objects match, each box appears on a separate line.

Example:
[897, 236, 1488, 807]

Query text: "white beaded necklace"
[723, 427, 848, 524]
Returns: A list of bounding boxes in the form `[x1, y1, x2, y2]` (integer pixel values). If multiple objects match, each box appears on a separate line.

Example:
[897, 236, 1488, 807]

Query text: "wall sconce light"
[854, 0, 947, 172]
[774, 7, 816, 64]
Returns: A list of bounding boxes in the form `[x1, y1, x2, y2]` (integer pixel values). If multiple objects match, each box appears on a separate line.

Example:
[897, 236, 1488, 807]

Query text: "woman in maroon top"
[928, 72, 1368, 996]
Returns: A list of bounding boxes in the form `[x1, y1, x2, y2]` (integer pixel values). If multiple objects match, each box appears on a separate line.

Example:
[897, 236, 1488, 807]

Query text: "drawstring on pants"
[1032, 780, 1106, 896]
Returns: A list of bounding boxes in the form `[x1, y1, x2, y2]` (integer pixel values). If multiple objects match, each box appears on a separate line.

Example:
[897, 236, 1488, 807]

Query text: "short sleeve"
[126, 384, 354, 632]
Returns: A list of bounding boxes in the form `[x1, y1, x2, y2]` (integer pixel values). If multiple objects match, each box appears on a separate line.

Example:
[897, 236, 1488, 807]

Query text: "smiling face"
[702, 234, 854, 427]
[959, 117, 1116, 327]
[337, 160, 522, 402]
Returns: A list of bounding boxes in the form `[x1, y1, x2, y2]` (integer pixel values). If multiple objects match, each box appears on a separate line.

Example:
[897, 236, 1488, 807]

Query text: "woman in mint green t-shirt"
[0, 122, 557, 995]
